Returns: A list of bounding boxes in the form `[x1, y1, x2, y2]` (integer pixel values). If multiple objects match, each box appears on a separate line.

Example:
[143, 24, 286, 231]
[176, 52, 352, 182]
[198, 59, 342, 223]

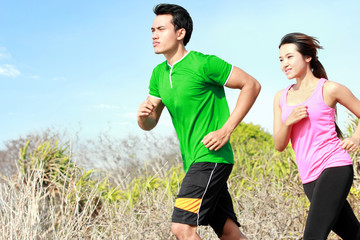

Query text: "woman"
[273, 32, 360, 239]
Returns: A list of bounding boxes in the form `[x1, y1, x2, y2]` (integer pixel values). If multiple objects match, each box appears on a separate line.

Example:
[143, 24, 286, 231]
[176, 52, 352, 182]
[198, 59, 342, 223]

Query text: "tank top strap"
[312, 78, 327, 102]
[280, 84, 293, 108]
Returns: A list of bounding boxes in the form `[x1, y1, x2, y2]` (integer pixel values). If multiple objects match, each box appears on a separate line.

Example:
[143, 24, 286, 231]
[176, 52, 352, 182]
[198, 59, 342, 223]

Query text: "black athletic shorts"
[171, 162, 240, 237]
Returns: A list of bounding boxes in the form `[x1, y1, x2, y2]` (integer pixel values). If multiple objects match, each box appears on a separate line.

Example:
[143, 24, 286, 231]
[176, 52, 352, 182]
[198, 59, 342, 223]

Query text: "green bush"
[17, 140, 123, 216]
[0, 122, 356, 239]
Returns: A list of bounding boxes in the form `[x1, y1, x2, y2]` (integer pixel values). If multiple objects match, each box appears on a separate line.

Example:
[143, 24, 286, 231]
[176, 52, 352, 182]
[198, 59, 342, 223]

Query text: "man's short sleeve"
[204, 55, 233, 86]
[148, 67, 161, 99]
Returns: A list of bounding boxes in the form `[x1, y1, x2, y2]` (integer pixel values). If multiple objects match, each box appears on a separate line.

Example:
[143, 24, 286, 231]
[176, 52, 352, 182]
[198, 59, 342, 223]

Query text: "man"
[137, 4, 261, 240]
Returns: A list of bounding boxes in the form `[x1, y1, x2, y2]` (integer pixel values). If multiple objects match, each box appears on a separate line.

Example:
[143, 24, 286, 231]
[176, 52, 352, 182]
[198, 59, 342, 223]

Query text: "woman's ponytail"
[311, 57, 327, 79]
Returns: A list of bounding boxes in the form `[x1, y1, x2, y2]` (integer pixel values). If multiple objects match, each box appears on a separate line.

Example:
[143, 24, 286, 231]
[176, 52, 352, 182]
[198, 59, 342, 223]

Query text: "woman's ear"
[305, 55, 312, 63]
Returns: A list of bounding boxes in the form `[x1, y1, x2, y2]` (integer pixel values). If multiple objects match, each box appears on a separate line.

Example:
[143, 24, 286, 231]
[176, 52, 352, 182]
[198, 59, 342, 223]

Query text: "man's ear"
[176, 28, 186, 41]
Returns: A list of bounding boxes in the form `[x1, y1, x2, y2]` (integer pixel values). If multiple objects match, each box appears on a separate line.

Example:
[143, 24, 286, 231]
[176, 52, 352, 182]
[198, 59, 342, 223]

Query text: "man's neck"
[164, 46, 188, 66]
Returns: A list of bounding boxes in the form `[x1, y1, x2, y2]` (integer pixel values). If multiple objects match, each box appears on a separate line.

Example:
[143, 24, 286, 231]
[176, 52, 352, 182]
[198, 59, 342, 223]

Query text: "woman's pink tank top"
[280, 78, 352, 184]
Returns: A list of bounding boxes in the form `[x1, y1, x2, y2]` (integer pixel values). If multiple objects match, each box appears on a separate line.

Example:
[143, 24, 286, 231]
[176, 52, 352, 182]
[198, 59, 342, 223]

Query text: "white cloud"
[52, 76, 66, 81]
[78, 91, 95, 97]
[118, 121, 131, 126]
[0, 47, 11, 60]
[124, 111, 136, 118]
[0, 64, 20, 78]
[23, 74, 40, 79]
[92, 104, 120, 109]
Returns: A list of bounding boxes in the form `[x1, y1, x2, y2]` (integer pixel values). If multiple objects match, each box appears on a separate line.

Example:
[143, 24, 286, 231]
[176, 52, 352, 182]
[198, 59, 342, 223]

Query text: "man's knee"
[171, 222, 198, 239]
[171, 222, 183, 236]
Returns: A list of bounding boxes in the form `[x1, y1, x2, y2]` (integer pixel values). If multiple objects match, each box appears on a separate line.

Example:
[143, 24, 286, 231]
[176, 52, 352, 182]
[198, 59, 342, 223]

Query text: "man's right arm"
[137, 96, 165, 131]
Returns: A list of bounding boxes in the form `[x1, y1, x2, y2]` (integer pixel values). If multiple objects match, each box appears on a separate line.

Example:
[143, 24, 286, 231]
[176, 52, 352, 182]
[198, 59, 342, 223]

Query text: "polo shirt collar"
[167, 50, 192, 67]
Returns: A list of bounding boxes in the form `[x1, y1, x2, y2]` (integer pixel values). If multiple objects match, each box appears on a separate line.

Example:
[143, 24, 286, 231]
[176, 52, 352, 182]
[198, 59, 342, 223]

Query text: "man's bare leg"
[171, 222, 201, 240]
[220, 218, 248, 240]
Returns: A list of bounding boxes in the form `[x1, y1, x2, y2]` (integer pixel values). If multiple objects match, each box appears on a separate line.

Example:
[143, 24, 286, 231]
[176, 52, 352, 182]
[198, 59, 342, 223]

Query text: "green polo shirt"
[149, 51, 234, 172]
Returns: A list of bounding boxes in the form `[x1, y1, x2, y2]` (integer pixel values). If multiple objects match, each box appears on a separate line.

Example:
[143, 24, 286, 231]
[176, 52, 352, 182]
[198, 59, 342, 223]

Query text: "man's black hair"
[153, 3, 193, 46]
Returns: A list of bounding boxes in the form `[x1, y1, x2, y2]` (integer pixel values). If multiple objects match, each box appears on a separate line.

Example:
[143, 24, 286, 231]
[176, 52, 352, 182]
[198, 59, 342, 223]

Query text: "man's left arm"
[201, 66, 261, 151]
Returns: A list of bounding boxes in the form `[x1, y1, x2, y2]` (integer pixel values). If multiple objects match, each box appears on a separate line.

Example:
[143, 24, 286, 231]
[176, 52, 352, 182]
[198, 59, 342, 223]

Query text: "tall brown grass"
[0, 121, 359, 239]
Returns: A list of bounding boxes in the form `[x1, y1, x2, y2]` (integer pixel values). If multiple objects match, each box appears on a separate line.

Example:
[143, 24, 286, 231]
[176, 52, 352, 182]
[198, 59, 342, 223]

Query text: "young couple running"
[137, 3, 360, 240]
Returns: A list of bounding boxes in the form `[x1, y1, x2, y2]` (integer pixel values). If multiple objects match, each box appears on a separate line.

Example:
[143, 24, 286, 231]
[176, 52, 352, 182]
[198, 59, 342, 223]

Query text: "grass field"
[0, 122, 359, 239]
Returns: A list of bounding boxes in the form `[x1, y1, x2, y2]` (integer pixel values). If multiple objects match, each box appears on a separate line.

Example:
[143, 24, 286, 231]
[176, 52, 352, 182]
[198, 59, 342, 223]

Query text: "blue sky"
[1, 0, 360, 147]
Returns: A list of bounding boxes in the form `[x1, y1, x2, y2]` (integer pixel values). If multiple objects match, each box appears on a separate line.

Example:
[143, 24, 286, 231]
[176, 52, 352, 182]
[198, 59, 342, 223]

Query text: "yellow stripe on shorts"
[174, 198, 201, 214]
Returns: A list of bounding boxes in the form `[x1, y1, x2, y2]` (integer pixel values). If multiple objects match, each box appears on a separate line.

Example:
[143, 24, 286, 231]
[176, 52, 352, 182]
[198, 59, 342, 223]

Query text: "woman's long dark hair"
[279, 33, 343, 139]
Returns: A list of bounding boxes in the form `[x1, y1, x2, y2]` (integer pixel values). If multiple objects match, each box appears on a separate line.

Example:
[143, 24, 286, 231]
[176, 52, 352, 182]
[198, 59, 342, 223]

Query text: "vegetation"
[0, 121, 359, 239]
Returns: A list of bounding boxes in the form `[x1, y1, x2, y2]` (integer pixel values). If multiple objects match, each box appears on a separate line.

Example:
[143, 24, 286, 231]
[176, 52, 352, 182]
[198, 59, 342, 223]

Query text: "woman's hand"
[340, 137, 360, 153]
[284, 105, 308, 126]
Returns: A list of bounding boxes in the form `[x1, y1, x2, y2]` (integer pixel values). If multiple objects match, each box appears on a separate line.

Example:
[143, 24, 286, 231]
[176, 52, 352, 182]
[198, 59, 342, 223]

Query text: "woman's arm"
[273, 90, 308, 151]
[324, 81, 360, 152]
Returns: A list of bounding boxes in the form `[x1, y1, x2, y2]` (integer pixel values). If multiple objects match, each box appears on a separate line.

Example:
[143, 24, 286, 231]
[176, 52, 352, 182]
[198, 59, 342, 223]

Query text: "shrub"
[0, 122, 357, 239]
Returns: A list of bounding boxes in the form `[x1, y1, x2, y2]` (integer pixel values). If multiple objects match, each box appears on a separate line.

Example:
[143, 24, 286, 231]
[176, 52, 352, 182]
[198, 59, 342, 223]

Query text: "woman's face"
[279, 43, 311, 79]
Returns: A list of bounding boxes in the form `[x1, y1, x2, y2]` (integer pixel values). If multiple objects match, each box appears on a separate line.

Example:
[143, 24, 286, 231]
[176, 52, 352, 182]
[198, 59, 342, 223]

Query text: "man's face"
[151, 14, 180, 55]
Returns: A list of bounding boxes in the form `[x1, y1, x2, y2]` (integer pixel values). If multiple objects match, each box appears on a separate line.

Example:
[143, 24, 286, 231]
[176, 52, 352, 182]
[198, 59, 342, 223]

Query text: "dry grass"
[0, 125, 359, 239]
[1, 158, 358, 239]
